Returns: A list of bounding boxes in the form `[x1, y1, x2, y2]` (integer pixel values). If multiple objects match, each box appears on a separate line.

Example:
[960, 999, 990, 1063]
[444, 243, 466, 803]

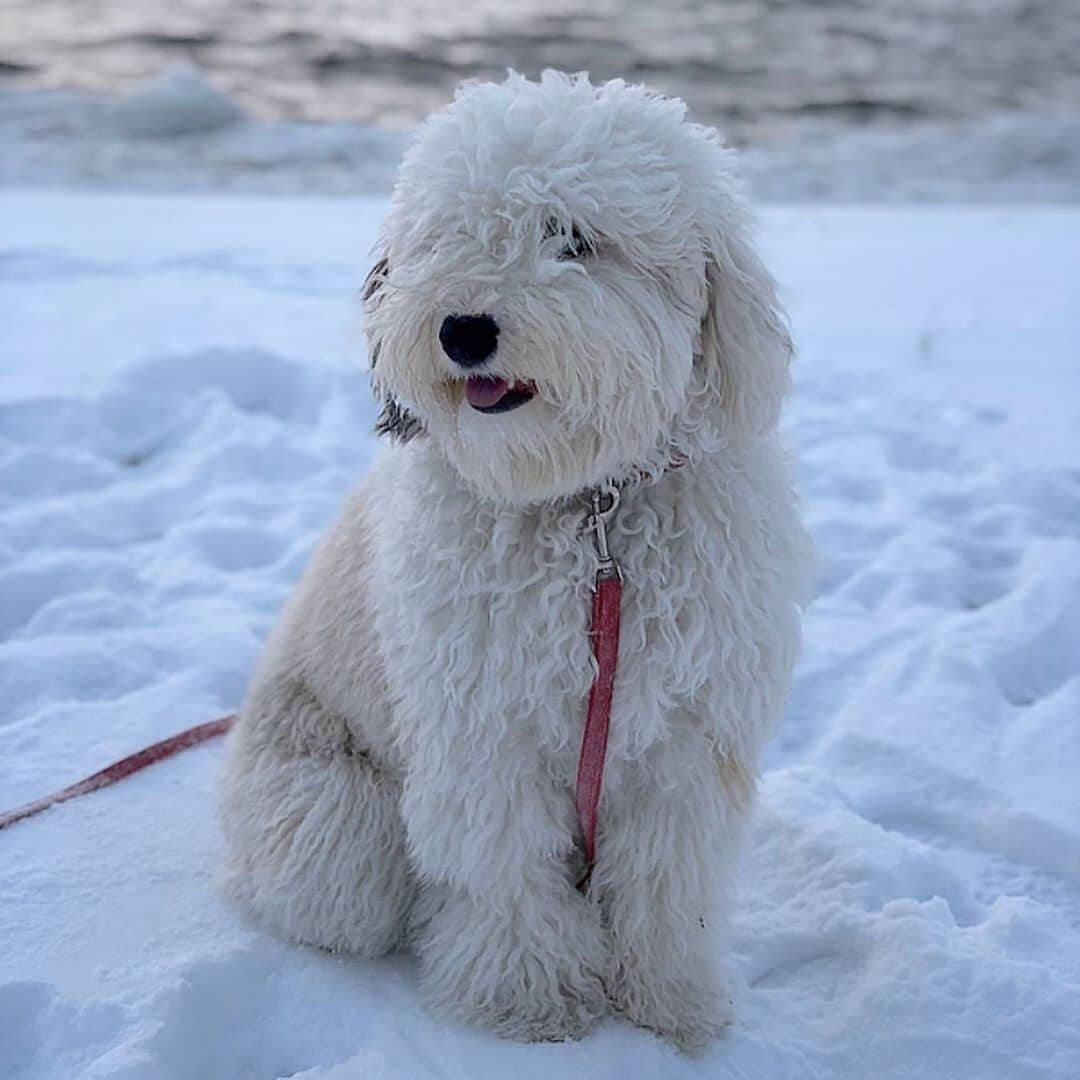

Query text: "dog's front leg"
[402, 752, 611, 1042]
[596, 730, 751, 1051]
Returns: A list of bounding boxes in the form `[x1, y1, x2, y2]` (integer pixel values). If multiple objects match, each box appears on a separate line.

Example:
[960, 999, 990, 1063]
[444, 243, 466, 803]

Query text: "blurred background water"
[2, 0, 1078, 143]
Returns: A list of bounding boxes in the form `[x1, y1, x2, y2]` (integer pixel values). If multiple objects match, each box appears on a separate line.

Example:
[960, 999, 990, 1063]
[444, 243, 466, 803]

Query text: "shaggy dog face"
[365, 71, 791, 503]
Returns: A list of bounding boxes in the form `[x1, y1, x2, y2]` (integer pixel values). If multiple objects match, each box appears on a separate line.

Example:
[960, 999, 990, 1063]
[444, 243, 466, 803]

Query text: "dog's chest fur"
[366, 438, 800, 792]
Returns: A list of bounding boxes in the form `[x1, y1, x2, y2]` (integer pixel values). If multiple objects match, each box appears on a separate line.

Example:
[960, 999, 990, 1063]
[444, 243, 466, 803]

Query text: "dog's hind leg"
[219, 678, 415, 957]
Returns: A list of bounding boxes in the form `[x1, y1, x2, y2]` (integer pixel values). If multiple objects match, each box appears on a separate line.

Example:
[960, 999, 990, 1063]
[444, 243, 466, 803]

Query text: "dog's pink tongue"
[465, 376, 509, 409]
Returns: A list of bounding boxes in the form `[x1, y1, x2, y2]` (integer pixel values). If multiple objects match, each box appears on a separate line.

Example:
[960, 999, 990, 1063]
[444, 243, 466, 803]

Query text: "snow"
[740, 114, 1080, 204]
[2, 190, 1079, 1079]
[3, 67, 1079, 202]
[0, 72, 407, 197]
[105, 66, 245, 141]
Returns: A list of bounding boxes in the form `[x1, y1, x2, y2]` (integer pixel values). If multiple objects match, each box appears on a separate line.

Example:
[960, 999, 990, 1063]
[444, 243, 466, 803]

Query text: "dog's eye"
[559, 227, 594, 261]
[543, 219, 595, 261]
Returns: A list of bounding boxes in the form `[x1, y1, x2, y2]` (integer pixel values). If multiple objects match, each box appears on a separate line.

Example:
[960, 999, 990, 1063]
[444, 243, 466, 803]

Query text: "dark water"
[2, 0, 1078, 141]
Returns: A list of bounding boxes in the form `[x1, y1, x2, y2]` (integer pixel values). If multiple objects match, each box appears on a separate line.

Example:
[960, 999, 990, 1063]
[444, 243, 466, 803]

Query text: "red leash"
[0, 714, 234, 832]
[576, 573, 621, 874]
[575, 484, 624, 885]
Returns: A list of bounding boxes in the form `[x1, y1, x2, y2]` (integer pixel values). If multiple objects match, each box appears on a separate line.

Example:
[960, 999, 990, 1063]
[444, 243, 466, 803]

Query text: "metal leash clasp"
[585, 482, 622, 584]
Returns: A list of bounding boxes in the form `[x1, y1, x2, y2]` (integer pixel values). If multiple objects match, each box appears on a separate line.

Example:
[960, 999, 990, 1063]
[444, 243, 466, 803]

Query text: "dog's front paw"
[611, 966, 734, 1052]
[485, 951, 609, 1043]
[417, 885, 610, 1042]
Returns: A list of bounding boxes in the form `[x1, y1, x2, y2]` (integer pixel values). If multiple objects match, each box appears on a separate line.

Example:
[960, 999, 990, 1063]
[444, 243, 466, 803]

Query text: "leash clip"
[586, 483, 622, 584]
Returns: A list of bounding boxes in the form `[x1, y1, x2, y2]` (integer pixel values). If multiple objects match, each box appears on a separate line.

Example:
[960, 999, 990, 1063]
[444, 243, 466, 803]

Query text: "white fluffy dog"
[219, 70, 812, 1050]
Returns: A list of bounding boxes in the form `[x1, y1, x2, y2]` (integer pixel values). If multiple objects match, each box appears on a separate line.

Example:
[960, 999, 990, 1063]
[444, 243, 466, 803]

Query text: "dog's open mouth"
[464, 376, 536, 414]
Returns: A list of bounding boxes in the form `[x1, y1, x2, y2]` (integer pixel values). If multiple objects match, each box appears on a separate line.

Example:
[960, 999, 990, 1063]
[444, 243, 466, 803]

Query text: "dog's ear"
[362, 252, 424, 443]
[697, 225, 792, 440]
[362, 255, 389, 371]
[362, 255, 389, 303]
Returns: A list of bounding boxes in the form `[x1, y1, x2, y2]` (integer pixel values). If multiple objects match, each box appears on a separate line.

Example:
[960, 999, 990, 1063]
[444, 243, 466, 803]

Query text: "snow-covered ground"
[2, 190, 1079, 1079]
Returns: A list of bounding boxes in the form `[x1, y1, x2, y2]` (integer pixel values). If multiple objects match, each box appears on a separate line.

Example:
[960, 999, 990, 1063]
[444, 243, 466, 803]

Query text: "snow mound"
[0, 75, 407, 195]
[107, 66, 244, 139]
[742, 112, 1080, 203]
[2, 66, 1078, 200]
[1, 194, 1079, 1078]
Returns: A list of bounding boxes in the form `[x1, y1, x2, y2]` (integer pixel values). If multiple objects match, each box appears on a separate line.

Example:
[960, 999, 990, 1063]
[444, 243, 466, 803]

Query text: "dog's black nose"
[439, 313, 499, 368]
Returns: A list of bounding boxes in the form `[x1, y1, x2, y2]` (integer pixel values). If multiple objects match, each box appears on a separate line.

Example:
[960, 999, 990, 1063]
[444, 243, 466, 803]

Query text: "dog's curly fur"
[219, 70, 813, 1050]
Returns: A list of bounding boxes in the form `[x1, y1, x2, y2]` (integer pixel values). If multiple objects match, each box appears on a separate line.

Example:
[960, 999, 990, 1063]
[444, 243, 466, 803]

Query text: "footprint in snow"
[0, 980, 129, 1078]
[96, 947, 412, 1080]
